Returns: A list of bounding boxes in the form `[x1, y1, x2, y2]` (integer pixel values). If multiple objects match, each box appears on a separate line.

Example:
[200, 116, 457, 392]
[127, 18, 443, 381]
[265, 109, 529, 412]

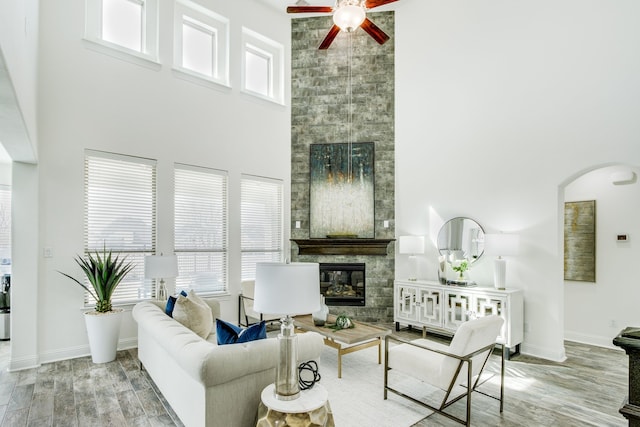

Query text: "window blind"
[85, 150, 156, 304]
[240, 175, 283, 280]
[174, 164, 228, 294]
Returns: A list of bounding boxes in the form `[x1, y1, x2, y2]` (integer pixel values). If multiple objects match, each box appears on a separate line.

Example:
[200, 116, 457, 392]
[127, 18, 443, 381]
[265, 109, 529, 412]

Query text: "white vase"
[312, 296, 329, 326]
[84, 308, 123, 363]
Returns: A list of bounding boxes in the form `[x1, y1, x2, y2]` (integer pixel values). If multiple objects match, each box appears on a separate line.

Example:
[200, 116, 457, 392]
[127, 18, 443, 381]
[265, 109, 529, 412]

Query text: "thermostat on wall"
[617, 234, 629, 242]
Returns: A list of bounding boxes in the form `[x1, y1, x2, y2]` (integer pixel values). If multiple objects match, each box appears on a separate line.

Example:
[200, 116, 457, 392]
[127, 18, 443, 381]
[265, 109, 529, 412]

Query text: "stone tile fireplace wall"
[290, 12, 395, 323]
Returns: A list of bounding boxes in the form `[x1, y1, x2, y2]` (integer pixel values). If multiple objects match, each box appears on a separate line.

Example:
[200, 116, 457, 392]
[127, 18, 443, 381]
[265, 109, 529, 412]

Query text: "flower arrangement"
[452, 260, 469, 280]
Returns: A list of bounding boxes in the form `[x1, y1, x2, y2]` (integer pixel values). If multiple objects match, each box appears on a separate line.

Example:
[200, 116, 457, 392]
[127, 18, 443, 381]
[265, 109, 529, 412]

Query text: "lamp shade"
[398, 235, 425, 255]
[144, 255, 179, 279]
[484, 234, 520, 256]
[254, 262, 320, 315]
[333, 4, 366, 32]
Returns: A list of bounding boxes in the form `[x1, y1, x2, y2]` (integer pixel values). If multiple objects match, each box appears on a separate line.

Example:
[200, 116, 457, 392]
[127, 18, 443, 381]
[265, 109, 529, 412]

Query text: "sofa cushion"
[216, 319, 266, 345]
[165, 290, 188, 317]
[173, 290, 213, 339]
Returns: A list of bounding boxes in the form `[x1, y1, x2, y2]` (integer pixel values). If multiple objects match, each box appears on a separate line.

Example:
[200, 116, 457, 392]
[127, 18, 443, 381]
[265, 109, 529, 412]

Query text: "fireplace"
[319, 263, 365, 306]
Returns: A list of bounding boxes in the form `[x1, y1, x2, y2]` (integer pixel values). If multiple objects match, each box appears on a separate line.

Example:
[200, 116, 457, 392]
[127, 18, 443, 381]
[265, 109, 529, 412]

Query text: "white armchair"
[384, 315, 505, 427]
[238, 279, 284, 327]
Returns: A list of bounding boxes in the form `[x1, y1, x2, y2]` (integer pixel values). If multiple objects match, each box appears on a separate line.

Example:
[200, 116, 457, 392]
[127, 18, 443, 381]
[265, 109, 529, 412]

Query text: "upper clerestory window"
[173, 0, 230, 87]
[84, 0, 160, 65]
[241, 27, 285, 105]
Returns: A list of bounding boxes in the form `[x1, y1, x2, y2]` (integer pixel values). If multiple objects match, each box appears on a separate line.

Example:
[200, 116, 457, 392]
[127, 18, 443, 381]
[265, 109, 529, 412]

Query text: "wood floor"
[0, 333, 629, 427]
[0, 342, 182, 427]
[394, 329, 629, 427]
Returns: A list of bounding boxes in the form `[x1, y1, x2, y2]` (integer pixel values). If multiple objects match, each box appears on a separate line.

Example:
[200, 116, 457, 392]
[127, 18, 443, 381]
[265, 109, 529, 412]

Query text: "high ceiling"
[260, 0, 402, 15]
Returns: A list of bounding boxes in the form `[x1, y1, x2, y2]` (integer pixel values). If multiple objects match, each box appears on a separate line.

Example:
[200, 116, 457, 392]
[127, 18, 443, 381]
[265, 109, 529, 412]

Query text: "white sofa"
[132, 298, 324, 427]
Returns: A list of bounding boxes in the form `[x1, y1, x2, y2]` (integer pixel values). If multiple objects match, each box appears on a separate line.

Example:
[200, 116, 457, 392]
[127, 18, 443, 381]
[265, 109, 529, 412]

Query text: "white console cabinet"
[394, 280, 524, 353]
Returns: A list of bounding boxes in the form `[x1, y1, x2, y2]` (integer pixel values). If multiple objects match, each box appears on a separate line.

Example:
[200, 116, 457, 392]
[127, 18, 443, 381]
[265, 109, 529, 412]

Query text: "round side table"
[256, 383, 334, 427]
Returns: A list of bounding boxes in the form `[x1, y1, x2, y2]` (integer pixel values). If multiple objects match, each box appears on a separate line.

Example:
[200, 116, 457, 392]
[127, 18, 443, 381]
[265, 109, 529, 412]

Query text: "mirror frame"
[437, 217, 485, 264]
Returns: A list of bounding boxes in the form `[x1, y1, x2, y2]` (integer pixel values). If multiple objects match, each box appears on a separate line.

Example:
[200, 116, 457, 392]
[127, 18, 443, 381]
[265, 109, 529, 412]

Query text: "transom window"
[85, 0, 159, 63]
[241, 27, 284, 105]
[173, 0, 230, 86]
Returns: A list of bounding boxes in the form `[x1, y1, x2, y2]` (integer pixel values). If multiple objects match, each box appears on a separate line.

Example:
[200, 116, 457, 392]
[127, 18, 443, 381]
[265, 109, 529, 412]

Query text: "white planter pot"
[84, 308, 123, 363]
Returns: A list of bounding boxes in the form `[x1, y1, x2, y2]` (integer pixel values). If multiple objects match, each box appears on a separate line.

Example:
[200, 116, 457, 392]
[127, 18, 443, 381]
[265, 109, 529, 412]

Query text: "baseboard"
[520, 342, 567, 362]
[14, 337, 139, 369]
[8, 354, 40, 372]
[564, 331, 621, 351]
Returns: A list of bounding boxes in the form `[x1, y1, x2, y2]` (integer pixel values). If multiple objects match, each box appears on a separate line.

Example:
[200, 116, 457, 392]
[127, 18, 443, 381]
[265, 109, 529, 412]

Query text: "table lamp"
[399, 235, 425, 281]
[254, 262, 320, 401]
[484, 234, 519, 289]
[144, 254, 179, 301]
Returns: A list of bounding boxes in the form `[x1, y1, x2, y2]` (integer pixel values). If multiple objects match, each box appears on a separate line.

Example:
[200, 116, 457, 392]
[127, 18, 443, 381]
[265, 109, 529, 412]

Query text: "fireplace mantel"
[291, 239, 394, 256]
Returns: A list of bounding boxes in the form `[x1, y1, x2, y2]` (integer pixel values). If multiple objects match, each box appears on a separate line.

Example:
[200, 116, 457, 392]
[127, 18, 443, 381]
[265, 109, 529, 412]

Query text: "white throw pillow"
[173, 290, 213, 339]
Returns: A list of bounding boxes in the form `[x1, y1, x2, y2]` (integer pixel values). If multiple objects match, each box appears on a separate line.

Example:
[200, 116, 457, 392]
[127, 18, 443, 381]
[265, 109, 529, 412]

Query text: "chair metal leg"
[383, 336, 389, 400]
[500, 343, 505, 413]
[466, 359, 472, 427]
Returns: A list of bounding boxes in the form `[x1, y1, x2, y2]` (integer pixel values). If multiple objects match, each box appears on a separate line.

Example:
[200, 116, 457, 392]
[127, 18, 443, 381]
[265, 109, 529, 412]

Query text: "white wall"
[395, 0, 640, 360]
[0, 0, 39, 162]
[14, 0, 292, 367]
[564, 165, 640, 348]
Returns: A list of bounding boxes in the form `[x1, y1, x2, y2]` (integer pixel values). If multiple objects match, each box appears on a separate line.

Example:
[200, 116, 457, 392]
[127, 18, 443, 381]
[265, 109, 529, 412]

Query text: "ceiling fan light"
[333, 5, 366, 32]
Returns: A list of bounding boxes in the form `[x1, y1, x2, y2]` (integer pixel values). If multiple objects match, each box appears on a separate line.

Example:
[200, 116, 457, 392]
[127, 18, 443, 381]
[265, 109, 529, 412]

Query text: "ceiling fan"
[287, 0, 398, 50]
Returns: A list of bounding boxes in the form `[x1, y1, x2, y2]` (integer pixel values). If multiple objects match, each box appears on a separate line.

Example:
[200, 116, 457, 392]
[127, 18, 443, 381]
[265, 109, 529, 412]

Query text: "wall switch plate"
[295, 220, 301, 229]
[383, 220, 389, 228]
[44, 247, 53, 258]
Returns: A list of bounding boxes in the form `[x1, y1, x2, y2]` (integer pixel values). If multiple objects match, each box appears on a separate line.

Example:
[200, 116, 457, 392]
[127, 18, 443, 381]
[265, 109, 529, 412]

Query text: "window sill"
[240, 88, 286, 107]
[83, 38, 161, 71]
[172, 67, 231, 92]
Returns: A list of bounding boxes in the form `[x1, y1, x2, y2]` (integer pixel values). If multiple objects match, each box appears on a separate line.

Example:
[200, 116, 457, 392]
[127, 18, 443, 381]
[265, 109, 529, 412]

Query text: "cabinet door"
[396, 285, 418, 321]
[444, 291, 472, 330]
[472, 294, 508, 344]
[416, 288, 443, 328]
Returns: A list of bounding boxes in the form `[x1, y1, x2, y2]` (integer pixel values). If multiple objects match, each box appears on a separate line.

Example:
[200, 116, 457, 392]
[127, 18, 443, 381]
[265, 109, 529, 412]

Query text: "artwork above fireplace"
[309, 142, 375, 239]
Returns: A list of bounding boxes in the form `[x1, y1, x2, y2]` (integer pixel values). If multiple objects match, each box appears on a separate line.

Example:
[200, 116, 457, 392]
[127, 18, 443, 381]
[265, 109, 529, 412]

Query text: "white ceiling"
[260, 0, 402, 15]
[261, 0, 334, 13]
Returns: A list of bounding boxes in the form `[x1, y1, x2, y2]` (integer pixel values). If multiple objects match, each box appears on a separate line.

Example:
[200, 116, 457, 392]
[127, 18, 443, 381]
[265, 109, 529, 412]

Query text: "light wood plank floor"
[392, 327, 628, 427]
[0, 333, 628, 426]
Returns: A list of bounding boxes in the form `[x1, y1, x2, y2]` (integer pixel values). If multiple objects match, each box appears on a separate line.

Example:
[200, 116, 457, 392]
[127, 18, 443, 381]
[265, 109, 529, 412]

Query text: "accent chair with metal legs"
[384, 315, 505, 427]
[238, 279, 284, 327]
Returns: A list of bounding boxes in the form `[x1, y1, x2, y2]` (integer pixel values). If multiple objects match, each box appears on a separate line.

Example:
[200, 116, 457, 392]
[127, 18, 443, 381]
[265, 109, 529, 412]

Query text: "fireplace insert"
[319, 263, 365, 306]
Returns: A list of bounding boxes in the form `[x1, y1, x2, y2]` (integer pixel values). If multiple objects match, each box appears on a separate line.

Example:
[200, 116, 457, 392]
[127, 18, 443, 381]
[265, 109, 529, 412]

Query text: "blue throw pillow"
[165, 290, 188, 317]
[216, 319, 266, 345]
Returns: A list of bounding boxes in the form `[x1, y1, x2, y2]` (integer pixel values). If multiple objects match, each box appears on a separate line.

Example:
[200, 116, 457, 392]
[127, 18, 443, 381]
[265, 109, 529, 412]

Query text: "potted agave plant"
[59, 246, 134, 363]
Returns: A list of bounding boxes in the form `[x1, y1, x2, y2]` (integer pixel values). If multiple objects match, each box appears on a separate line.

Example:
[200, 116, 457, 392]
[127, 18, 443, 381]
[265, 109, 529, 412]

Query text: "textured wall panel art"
[309, 142, 375, 238]
[564, 200, 596, 282]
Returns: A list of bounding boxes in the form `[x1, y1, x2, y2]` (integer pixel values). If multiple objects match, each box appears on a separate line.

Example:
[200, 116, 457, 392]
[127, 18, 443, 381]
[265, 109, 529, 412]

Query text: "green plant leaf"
[58, 245, 134, 313]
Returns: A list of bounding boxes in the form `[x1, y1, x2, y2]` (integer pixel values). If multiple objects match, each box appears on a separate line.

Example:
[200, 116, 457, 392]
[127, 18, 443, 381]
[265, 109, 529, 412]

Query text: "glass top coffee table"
[294, 315, 391, 378]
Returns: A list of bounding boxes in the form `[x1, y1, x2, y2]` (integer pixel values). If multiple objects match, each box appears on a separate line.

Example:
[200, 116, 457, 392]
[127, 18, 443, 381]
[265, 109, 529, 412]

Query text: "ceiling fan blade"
[360, 18, 390, 45]
[365, 0, 398, 9]
[319, 25, 341, 50]
[287, 6, 333, 13]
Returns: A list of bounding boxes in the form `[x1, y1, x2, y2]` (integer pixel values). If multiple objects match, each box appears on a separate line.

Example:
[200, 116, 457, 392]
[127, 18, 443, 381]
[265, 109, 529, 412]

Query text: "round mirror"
[437, 217, 485, 263]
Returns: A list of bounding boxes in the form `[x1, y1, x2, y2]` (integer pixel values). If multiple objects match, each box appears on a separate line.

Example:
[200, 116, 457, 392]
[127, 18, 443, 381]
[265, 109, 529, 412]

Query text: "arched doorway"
[559, 163, 640, 348]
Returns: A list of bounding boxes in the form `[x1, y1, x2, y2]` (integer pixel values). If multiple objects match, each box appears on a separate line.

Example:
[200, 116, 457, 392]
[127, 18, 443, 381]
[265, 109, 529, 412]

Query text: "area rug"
[314, 344, 433, 427]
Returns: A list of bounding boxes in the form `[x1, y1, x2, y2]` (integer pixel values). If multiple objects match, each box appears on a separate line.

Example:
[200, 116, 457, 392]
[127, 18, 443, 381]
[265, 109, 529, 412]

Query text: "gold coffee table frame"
[294, 315, 391, 378]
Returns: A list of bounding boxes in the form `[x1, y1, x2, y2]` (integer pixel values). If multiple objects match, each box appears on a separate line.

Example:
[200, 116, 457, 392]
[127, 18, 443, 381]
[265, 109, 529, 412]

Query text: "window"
[173, 0, 230, 87]
[85, 151, 156, 304]
[241, 175, 283, 280]
[85, 0, 159, 63]
[241, 27, 285, 104]
[174, 164, 228, 295]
